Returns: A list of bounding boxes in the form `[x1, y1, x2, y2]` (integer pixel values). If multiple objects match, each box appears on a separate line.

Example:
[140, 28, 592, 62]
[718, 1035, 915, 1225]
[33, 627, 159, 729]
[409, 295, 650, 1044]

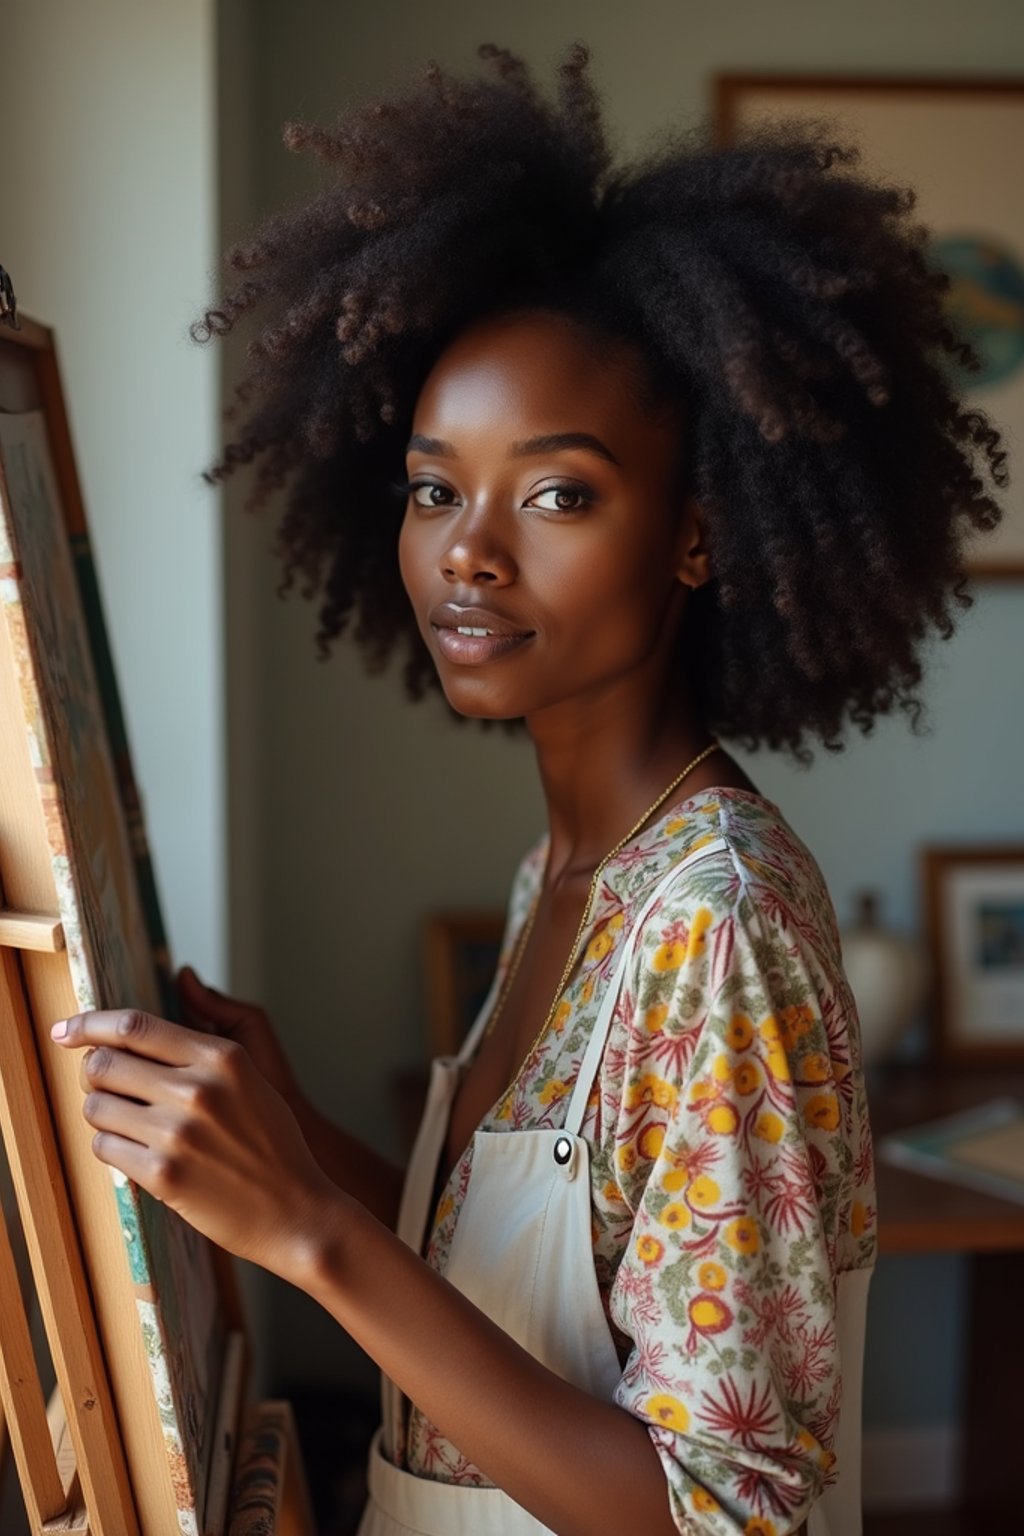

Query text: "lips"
[429, 601, 534, 665]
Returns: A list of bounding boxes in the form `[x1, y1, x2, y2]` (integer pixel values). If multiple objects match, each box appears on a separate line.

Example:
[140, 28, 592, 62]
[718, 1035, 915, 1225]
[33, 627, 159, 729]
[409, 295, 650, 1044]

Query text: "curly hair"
[194, 41, 1008, 763]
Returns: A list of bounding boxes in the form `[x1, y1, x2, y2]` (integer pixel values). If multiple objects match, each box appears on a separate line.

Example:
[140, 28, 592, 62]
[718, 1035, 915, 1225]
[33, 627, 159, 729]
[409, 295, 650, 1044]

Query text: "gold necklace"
[481, 739, 722, 1061]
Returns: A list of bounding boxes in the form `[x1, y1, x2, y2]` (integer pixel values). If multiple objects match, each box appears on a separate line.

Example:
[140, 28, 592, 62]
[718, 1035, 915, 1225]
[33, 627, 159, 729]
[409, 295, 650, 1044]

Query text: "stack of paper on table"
[877, 1097, 1024, 1206]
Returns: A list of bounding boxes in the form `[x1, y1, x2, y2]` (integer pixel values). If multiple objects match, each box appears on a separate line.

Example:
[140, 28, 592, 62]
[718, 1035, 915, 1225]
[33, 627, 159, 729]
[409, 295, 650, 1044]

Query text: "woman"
[52, 43, 1006, 1536]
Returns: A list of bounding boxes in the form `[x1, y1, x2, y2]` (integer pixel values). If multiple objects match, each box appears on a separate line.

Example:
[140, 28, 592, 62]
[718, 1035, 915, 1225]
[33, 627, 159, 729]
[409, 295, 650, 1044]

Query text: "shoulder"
[625, 789, 843, 974]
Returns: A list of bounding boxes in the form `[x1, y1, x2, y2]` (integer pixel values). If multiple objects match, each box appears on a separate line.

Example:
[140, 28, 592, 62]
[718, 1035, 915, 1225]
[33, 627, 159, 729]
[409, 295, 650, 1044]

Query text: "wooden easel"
[0, 312, 316, 1534]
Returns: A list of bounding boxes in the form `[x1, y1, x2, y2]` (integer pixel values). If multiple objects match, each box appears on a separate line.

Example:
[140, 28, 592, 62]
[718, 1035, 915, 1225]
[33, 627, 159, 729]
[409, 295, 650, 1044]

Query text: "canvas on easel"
[0, 313, 313, 1536]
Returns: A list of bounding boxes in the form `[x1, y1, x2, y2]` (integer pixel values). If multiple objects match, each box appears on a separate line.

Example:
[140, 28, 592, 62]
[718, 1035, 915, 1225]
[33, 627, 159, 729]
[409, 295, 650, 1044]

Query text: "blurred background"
[1, 2, 1022, 1532]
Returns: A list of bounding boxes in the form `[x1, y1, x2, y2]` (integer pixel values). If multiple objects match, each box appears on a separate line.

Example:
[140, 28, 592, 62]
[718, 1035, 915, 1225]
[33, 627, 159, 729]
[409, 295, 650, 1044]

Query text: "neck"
[525, 666, 716, 889]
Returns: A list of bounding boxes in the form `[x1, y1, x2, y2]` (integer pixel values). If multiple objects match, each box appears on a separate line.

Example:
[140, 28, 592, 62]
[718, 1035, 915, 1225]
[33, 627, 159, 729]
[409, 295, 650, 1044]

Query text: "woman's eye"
[528, 484, 594, 513]
[408, 481, 457, 508]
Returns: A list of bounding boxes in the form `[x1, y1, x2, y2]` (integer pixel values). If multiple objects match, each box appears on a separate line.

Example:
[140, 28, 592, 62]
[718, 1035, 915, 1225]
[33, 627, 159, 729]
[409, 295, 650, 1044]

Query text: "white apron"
[358, 838, 869, 1536]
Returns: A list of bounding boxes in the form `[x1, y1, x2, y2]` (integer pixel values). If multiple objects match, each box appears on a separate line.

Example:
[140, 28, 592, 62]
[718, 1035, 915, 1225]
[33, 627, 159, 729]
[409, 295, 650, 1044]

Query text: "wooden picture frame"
[422, 911, 505, 1056]
[713, 74, 1024, 578]
[923, 845, 1024, 1064]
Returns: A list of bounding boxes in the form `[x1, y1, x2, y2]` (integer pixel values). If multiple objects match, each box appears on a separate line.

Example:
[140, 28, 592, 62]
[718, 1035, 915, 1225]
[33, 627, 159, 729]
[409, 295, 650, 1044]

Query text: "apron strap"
[563, 837, 729, 1136]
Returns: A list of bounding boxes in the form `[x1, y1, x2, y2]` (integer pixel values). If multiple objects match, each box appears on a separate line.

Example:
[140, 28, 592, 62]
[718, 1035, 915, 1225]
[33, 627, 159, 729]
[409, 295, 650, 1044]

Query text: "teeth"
[456, 626, 493, 636]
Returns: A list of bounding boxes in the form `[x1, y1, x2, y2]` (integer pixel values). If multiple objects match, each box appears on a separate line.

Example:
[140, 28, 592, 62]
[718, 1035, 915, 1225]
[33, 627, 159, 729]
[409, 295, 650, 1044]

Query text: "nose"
[441, 509, 516, 586]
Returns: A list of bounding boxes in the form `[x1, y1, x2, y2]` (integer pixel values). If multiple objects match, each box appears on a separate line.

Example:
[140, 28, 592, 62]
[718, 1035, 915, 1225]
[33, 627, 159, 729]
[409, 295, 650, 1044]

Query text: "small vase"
[839, 890, 926, 1068]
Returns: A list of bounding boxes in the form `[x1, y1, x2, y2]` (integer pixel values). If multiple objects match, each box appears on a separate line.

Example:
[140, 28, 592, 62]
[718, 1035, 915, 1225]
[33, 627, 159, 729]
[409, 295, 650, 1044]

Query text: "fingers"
[177, 967, 259, 1028]
[81, 1087, 152, 1146]
[77, 1042, 158, 1103]
[88, 1127, 163, 1189]
[50, 1009, 228, 1071]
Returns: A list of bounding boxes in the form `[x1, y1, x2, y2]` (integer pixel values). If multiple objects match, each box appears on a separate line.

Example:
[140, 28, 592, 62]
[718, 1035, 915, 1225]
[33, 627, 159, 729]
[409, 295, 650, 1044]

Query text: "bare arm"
[294, 1188, 681, 1536]
[288, 1095, 404, 1231]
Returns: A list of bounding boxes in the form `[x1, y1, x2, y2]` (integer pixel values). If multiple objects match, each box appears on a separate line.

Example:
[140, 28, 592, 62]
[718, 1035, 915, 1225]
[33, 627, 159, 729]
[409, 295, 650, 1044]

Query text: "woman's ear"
[674, 495, 712, 590]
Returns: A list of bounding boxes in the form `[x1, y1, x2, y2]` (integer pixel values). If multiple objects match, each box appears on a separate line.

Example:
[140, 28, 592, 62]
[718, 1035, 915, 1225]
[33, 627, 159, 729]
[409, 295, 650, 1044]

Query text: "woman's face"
[398, 309, 707, 725]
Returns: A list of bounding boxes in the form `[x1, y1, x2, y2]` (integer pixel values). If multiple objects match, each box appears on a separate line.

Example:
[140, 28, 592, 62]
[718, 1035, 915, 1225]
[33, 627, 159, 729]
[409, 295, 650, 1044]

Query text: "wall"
[0, 0, 225, 984]
[227, 0, 1024, 1498]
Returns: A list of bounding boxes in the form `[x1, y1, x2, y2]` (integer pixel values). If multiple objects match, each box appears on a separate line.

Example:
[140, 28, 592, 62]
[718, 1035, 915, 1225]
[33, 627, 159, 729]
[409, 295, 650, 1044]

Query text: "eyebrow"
[406, 431, 621, 467]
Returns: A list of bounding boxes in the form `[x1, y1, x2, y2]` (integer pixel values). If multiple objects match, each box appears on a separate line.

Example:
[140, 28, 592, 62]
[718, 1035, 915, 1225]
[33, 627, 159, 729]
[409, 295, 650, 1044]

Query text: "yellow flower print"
[695, 808, 720, 820]
[586, 930, 614, 964]
[732, 1061, 761, 1096]
[646, 1394, 690, 1432]
[608, 911, 625, 932]
[765, 1045, 791, 1083]
[662, 1166, 688, 1192]
[552, 999, 572, 1034]
[779, 1003, 815, 1051]
[538, 1079, 569, 1106]
[850, 1200, 868, 1236]
[687, 1175, 721, 1209]
[617, 1142, 637, 1172]
[636, 1233, 665, 1266]
[495, 1094, 514, 1122]
[644, 1003, 669, 1034]
[759, 1014, 782, 1044]
[724, 1216, 761, 1255]
[707, 1102, 739, 1136]
[758, 1016, 790, 1078]
[603, 1179, 624, 1203]
[697, 1260, 727, 1291]
[434, 1192, 454, 1225]
[753, 1111, 785, 1143]
[652, 940, 686, 972]
[628, 1074, 679, 1111]
[725, 1013, 753, 1051]
[689, 1294, 732, 1332]
[689, 1080, 714, 1103]
[686, 906, 714, 961]
[692, 1487, 719, 1513]
[711, 1053, 732, 1083]
[805, 1093, 841, 1132]
[799, 1051, 831, 1083]
[796, 1426, 821, 1454]
[664, 816, 689, 835]
[638, 1122, 666, 1161]
[745, 1519, 777, 1536]
[659, 1202, 692, 1231]
[581, 976, 595, 1004]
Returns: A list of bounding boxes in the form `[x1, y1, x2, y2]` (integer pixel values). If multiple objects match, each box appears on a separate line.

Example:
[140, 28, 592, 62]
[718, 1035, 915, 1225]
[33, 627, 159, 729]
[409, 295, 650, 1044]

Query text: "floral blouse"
[406, 788, 876, 1535]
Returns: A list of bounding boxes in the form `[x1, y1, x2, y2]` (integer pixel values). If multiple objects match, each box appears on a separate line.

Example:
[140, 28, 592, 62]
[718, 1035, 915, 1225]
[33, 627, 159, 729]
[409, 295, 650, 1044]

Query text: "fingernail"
[50, 1020, 68, 1039]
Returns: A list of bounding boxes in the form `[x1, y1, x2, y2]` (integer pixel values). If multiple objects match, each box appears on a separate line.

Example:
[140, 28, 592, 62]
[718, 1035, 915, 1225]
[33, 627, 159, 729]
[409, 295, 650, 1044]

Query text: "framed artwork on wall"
[922, 844, 1024, 1063]
[713, 74, 1024, 578]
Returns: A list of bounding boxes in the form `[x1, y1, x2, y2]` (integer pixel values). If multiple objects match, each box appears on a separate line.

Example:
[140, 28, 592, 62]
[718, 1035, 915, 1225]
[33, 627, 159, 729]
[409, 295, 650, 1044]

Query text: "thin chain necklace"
[481, 739, 722, 1067]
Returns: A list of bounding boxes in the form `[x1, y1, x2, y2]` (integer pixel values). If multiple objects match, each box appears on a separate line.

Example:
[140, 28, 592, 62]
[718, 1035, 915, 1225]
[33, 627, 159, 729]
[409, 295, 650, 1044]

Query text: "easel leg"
[0, 947, 138, 1536]
[0, 1186, 68, 1528]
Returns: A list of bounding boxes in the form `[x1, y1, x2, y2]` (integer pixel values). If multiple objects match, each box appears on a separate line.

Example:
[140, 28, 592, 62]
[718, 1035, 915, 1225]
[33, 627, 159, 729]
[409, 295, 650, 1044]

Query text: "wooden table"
[865, 1064, 1024, 1536]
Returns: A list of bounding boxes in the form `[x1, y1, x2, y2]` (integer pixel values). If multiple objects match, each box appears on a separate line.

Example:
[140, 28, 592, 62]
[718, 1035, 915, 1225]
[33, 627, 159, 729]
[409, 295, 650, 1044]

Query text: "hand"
[177, 966, 305, 1111]
[50, 1007, 336, 1284]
